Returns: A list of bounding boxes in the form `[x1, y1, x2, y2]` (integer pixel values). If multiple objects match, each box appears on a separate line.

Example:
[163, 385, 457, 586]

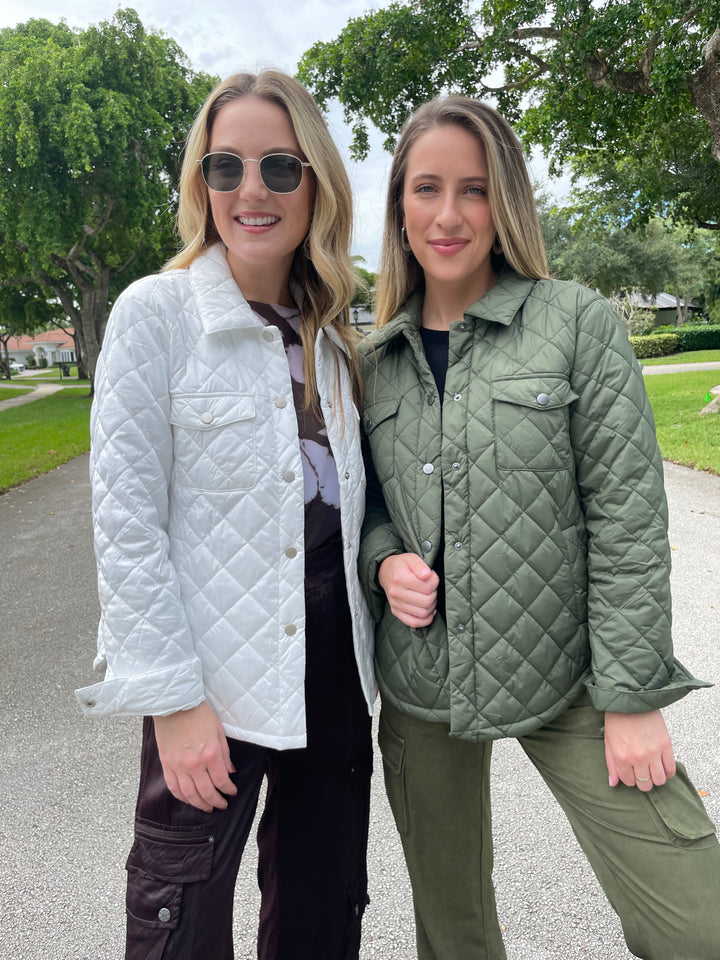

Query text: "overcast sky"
[1, 1, 563, 271]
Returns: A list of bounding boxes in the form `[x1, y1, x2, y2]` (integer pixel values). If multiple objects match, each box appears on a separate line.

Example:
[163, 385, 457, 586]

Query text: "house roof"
[7, 328, 75, 350]
[631, 292, 699, 310]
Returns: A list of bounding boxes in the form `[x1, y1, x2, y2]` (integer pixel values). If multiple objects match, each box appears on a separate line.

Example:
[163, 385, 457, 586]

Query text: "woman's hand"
[378, 553, 439, 628]
[153, 701, 237, 812]
[604, 709, 676, 792]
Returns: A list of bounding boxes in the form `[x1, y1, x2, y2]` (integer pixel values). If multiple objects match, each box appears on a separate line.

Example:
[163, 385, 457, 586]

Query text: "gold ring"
[635, 775, 651, 782]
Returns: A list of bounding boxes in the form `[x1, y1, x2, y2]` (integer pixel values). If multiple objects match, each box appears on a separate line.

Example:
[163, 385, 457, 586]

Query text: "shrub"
[675, 326, 720, 351]
[629, 333, 680, 359]
[38, 357, 48, 368]
[25, 354, 37, 368]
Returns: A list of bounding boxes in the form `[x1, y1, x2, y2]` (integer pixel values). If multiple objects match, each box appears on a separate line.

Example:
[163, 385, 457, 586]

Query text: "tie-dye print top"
[249, 301, 341, 552]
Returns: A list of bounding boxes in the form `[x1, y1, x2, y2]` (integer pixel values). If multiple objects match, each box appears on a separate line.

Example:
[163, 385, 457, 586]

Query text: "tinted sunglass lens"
[260, 155, 303, 193]
[202, 153, 244, 191]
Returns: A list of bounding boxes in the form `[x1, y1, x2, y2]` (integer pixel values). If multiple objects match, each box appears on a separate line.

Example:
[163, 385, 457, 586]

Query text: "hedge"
[629, 325, 720, 358]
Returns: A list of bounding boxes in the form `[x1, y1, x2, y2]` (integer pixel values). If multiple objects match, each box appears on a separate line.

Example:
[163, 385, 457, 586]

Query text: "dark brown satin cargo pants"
[124, 536, 372, 960]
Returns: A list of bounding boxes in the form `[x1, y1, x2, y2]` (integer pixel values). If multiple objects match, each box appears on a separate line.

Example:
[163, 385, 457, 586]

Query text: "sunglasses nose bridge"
[235, 157, 269, 196]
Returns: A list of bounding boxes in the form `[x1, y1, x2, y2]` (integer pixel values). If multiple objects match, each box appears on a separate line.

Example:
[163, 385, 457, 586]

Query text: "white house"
[5, 328, 76, 367]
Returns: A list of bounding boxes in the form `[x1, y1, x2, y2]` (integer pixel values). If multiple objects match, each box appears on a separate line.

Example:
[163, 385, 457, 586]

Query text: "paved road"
[1, 456, 718, 960]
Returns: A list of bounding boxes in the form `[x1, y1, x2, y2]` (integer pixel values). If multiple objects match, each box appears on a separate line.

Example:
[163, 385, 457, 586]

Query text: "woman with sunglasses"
[359, 95, 720, 960]
[76, 70, 375, 960]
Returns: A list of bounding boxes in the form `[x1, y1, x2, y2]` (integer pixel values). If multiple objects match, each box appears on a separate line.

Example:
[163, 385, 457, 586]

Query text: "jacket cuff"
[75, 658, 205, 718]
[585, 659, 712, 714]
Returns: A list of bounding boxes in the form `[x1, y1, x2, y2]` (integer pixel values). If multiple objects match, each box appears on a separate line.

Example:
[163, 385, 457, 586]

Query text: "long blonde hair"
[165, 70, 360, 410]
[375, 96, 550, 327]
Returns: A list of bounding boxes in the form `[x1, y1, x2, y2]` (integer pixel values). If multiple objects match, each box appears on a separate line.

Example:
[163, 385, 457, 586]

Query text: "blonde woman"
[76, 70, 375, 960]
[360, 96, 720, 960]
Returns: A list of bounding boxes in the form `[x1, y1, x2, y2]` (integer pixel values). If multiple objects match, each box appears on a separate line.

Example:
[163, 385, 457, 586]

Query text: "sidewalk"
[0, 455, 718, 960]
[642, 360, 720, 375]
[0, 381, 63, 410]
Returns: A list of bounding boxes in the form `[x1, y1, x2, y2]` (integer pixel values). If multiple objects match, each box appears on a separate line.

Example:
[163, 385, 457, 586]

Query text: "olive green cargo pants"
[379, 693, 720, 960]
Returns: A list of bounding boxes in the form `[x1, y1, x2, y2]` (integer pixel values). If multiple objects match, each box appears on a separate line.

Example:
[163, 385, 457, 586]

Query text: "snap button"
[421, 540, 432, 553]
[452, 462, 460, 471]
[285, 547, 298, 558]
[282, 470, 295, 483]
[158, 908, 171, 923]
[457, 624, 466, 633]
[344, 472, 350, 479]
[285, 624, 297, 636]
[364, 417, 373, 430]
[275, 397, 287, 408]
[85, 699, 96, 708]
[459, 323, 468, 331]
[422, 463, 434, 475]
[453, 393, 462, 402]
[200, 411, 214, 424]
[454, 541, 463, 550]
[262, 329, 274, 342]
[537, 393, 550, 406]
[427, 395, 435, 405]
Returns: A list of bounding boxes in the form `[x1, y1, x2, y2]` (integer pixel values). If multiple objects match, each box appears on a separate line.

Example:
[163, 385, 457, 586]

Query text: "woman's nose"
[437, 190, 461, 228]
[237, 159, 269, 199]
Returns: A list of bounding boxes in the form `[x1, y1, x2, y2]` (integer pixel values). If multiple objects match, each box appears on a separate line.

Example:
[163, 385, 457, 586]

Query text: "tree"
[0, 10, 216, 386]
[298, 0, 720, 229]
[0, 285, 61, 378]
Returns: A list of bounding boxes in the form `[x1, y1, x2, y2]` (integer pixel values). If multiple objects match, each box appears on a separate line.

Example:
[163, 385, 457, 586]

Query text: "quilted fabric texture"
[359, 271, 707, 741]
[76, 244, 375, 749]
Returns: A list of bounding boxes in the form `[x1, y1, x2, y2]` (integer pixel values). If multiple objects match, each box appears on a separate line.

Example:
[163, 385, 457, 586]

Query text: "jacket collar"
[189, 243, 311, 335]
[370, 270, 538, 348]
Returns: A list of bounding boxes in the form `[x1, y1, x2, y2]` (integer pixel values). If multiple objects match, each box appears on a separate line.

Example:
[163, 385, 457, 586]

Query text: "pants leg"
[124, 717, 267, 960]
[378, 698, 507, 960]
[256, 536, 373, 960]
[519, 692, 720, 960]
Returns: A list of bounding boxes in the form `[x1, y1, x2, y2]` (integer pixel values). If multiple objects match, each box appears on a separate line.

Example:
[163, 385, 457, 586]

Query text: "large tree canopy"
[298, 0, 720, 228]
[0, 9, 215, 381]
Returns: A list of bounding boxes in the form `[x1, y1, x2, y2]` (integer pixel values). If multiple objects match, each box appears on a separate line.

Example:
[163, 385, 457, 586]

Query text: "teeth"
[237, 215, 279, 226]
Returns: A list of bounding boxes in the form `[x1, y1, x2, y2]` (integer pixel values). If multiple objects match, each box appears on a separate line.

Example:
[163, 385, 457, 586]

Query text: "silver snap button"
[262, 329, 274, 342]
[200, 411, 214, 424]
[454, 541, 463, 550]
[427, 395, 435, 405]
[344, 472, 350, 479]
[85, 699, 96, 708]
[422, 463, 434, 475]
[537, 393, 550, 406]
[285, 547, 298, 559]
[457, 624, 466, 633]
[421, 540, 432, 553]
[459, 323, 468, 331]
[453, 394, 462, 402]
[275, 397, 287, 409]
[364, 417, 372, 430]
[158, 908, 171, 923]
[285, 624, 297, 636]
[282, 470, 295, 483]
[452, 462, 460, 471]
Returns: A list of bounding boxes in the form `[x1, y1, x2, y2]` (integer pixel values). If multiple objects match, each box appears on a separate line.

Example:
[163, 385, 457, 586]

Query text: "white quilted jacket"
[76, 244, 375, 748]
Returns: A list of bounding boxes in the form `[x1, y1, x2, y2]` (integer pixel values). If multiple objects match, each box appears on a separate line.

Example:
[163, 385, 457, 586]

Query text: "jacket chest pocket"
[491, 375, 578, 472]
[362, 396, 401, 484]
[169, 393, 257, 491]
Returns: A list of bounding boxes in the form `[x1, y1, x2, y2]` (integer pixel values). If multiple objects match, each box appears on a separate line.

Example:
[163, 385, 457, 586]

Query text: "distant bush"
[25, 354, 37, 368]
[38, 357, 48, 368]
[675, 326, 720, 351]
[629, 333, 680, 358]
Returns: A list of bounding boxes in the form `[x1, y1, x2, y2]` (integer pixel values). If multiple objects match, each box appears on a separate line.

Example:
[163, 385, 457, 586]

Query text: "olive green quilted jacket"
[359, 271, 706, 740]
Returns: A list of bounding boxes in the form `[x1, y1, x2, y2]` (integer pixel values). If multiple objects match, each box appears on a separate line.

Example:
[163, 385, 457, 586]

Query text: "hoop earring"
[492, 234, 503, 255]
[401, 226, 412, 253]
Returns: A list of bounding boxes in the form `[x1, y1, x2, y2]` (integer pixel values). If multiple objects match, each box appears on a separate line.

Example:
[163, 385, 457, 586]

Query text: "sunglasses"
[198, 152, 312, 194]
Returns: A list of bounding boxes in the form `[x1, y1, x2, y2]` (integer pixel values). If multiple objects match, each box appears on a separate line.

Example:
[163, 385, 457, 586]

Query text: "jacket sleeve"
[75, 281, 206, 719]
[569, 289, 709, 714]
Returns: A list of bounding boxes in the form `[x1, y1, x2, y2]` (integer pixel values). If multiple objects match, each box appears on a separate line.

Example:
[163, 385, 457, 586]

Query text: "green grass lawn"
[0, 386, 33, 401]
[641, 349, 720, 366]
[643, 370, 720, 474]
[0, 390, 92, 492]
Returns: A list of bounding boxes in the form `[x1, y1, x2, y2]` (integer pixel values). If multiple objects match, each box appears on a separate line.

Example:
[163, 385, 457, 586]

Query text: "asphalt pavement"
[1, 454, 718, 960]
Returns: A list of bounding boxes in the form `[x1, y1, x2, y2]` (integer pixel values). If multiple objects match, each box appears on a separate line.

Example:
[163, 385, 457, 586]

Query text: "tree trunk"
[689, 28, 720, 163]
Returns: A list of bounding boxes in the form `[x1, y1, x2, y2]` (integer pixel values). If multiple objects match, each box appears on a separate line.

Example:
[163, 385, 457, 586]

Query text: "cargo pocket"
[644, 763, 718, 847]
[125, 821, 215, 960]
[378, 712, 409, 837]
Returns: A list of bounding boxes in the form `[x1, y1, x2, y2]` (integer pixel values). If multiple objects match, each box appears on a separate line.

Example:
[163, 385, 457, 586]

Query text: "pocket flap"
[491, 375, 578, 410]
[363, 396, 401, 434]
[169, 393, 255, 431]
[128, 825, 215, 883]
